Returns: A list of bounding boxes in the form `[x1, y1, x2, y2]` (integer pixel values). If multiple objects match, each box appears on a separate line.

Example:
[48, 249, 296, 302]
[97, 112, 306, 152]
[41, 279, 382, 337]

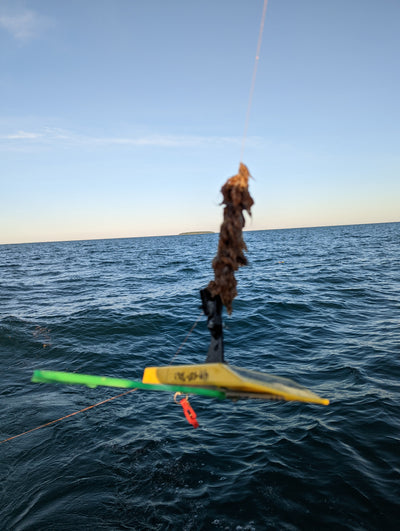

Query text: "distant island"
[179, 231, 215, 236]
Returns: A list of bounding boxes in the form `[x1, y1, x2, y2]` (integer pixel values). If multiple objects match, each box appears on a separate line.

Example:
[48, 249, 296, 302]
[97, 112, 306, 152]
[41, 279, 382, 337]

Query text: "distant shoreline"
[178, 231, 216, 236]
[2, 222, 399, 246]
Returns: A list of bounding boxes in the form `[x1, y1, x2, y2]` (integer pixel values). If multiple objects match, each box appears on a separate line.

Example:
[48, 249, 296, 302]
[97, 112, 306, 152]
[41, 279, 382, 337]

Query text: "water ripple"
[1, 224, 400, 529]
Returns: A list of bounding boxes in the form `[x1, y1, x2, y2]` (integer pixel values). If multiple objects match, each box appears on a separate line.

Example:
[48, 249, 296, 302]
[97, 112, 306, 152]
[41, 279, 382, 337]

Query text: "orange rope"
[0, 388, 137, 444]
[240, 0, 269, 162]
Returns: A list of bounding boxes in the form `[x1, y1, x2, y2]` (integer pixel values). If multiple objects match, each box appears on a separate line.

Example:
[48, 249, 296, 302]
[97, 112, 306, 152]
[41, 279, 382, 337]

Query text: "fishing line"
[168, 311, 203, 365]
[0, 389, 137, 445]
[1, 313, 204, 444]
[240, 0, 269, 162]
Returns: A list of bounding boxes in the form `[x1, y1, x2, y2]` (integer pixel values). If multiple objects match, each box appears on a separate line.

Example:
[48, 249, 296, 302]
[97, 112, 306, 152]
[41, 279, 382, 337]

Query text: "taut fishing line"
[240, 0, 269, 163]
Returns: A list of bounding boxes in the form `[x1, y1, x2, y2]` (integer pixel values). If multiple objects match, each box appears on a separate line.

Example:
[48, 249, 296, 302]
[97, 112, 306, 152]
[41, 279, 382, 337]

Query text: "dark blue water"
[1, 223, 399, 530]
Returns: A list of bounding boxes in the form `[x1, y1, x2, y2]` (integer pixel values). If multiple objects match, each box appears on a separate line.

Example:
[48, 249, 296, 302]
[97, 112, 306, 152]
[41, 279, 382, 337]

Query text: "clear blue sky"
[1, 0, 399, 244]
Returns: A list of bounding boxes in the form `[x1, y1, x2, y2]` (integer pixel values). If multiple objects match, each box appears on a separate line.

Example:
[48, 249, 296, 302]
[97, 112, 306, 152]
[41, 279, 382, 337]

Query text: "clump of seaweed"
[208, 163, 254, 314]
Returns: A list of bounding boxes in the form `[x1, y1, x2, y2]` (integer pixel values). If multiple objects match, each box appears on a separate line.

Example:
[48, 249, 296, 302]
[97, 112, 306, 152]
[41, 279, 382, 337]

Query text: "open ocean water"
[1, 223, 399, 530]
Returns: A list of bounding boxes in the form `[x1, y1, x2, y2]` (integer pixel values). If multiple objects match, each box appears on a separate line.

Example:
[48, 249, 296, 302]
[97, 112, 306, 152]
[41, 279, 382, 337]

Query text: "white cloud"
[0, 9, 49, 42]
[91, 134, 240, 148]
[0, 127, 244, 149]
[3, 130, 43, 140]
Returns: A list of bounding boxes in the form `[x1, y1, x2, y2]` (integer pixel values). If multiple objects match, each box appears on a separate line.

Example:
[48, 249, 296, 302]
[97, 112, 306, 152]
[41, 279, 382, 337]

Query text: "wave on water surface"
[1, 224, 400, 529]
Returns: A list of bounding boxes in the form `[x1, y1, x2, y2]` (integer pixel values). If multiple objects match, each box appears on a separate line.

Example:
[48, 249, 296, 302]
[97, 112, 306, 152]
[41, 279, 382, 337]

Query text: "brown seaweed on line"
[208, 163, 254, 314]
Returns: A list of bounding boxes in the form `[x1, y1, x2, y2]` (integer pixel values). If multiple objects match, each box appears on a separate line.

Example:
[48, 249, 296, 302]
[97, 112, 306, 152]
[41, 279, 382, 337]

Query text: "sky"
[0, 0, 399, 244]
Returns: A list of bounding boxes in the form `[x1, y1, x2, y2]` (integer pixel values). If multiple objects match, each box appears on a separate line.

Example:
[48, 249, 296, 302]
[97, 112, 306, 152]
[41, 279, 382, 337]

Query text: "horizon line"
[1, 220, 398, 246]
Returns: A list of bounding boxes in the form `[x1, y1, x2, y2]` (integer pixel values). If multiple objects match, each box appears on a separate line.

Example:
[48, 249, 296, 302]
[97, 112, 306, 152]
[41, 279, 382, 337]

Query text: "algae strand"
[208, 163, 254, 314]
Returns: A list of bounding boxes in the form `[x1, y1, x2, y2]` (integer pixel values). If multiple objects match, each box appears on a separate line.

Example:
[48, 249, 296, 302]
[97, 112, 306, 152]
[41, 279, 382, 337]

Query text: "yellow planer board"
[143, 363, 329, 405]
